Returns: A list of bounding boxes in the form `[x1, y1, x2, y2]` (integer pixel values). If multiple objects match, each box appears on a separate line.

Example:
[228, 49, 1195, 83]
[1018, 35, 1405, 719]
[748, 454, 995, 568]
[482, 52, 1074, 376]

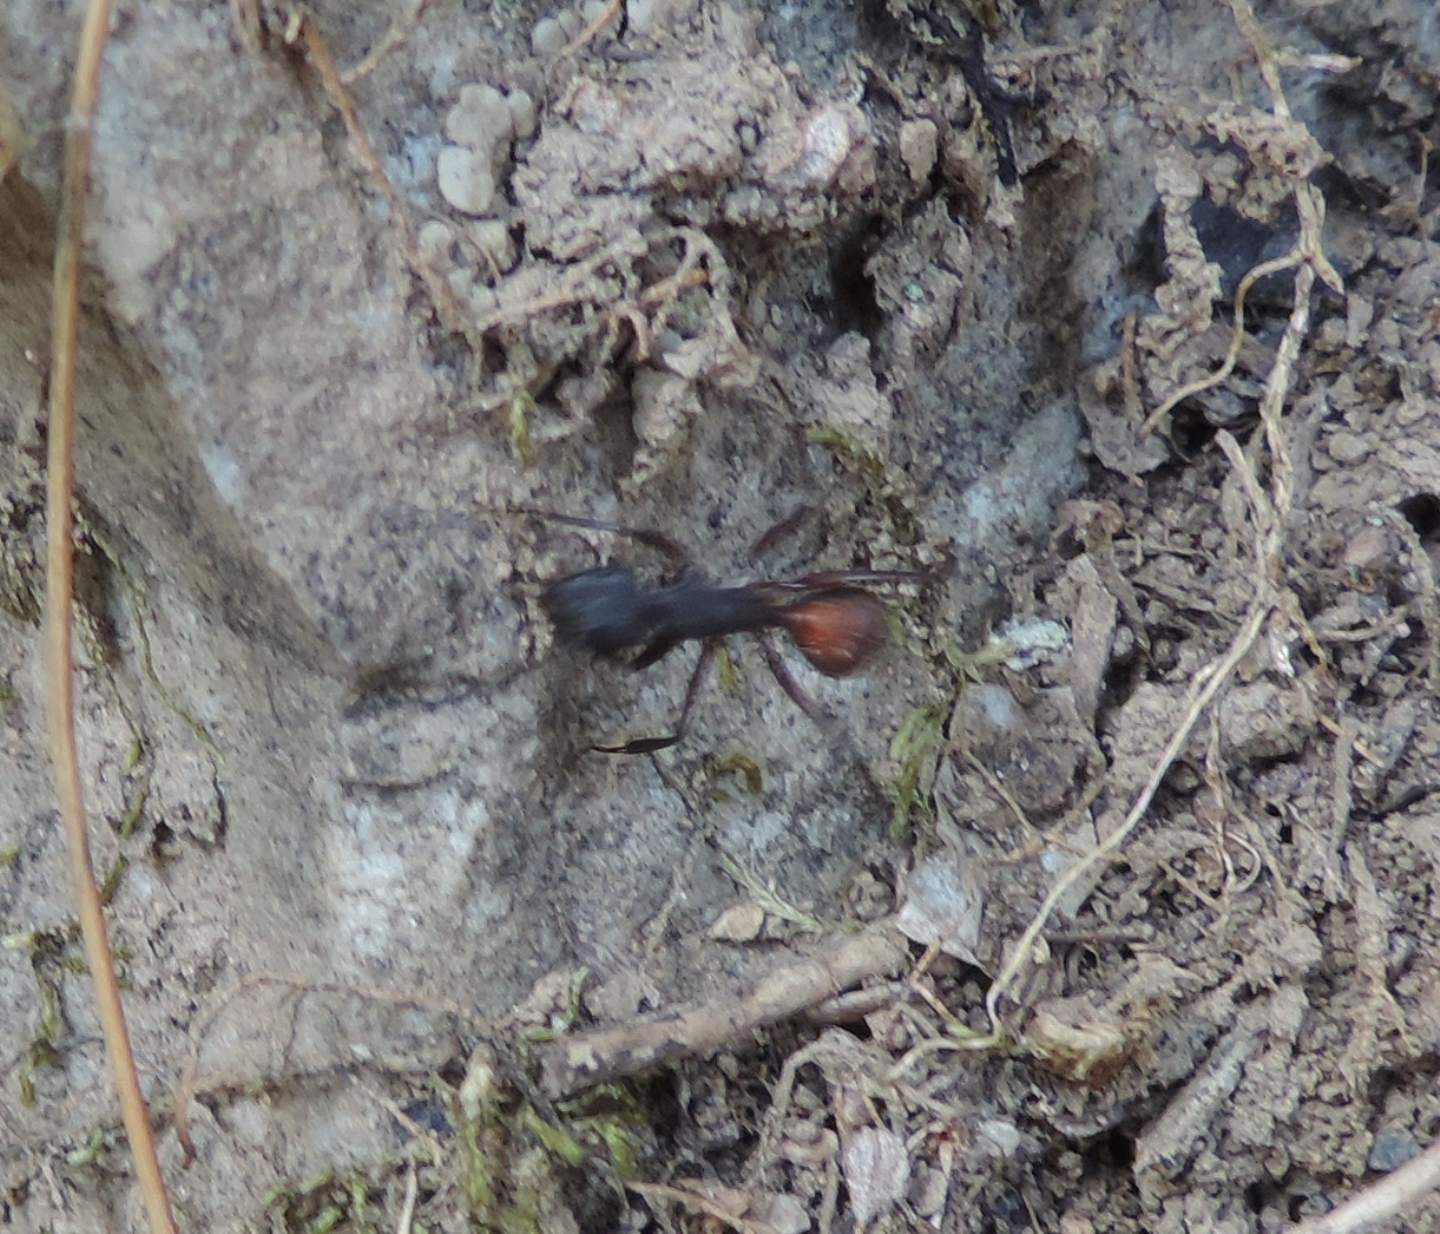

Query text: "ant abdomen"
[776, 589, 889, 678]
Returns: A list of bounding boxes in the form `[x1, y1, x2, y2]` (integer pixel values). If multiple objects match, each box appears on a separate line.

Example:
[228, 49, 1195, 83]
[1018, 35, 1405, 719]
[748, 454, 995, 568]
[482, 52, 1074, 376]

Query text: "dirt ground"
[1, 0, 1439, 1230]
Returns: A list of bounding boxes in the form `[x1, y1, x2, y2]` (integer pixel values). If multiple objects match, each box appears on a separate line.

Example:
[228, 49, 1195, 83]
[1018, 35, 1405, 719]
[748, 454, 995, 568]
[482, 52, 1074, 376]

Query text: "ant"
[526, 507, 938, 754]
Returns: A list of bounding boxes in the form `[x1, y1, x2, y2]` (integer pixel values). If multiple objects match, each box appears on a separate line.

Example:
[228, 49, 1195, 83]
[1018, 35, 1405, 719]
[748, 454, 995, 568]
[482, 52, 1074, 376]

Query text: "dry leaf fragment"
[842, 1127, 909, 1225]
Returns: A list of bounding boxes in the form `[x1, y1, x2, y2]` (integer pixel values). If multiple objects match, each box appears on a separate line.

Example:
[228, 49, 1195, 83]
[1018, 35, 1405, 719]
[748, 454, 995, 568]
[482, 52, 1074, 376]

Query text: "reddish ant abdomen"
[776, 590, 889, 677]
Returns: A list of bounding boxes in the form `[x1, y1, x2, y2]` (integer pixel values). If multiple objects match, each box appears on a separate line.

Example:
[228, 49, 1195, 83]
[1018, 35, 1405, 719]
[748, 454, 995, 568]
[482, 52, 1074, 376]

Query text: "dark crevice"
[1397, 492, 1440, 541]
[828, 213, 887, 340]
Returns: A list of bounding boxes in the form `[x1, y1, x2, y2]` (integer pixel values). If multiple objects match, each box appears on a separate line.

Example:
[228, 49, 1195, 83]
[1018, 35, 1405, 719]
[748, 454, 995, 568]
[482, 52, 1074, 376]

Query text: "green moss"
[889, 703, 945, 842]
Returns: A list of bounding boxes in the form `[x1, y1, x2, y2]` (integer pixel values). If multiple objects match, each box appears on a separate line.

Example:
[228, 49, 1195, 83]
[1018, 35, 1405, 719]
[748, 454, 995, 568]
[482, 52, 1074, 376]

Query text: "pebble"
[799, 106, 856, 186]
[899, 118, 938, 185]
[437, 145, 496, 215]
[416, 219, 454, 264]
[531, 16, 568, 55]
[506, 89, 537, 141]
[626, 0, 696, 36]
[1327, 429, 1372, 464]
[445, 83, 513, 152]
[468, 219, 515, 271]
[1368, 1128, 1420, 1173]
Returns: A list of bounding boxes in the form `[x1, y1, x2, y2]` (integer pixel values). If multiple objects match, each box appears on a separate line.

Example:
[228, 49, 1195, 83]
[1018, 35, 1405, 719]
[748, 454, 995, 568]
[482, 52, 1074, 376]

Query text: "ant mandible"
[528, 507, 937, 754]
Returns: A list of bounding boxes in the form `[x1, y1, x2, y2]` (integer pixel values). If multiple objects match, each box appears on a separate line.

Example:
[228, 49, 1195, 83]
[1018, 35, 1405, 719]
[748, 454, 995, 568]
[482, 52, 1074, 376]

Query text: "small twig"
[1326, 718, 1358, 871]
[1143, 0, 1344, 440]
[292, 16, 404, 223]
[1140, 252, 1299, 435]
[356, 1079, 447, 1165]
[46, 2, 178, 1231]
[983, 593, 1269, 1034]
[627, 1181, 770, 1234]
[964, 750, 1038, 841]
[801, 981, 913, 1026]
[535, 923, 908, 1096]
[1312, 611, 1412, 646]
[1314, 714, 1383, 767]
[559, 0, 623, 59]
[1285, 1137, 1440, 1234]
[292, 13, 474, 342]
[395, 1162, 419, 1234]
[342, 0, 430, 85]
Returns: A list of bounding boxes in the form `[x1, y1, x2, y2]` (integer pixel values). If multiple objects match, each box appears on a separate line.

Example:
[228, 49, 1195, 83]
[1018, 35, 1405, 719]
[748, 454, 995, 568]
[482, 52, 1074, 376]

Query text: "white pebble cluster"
[435, 83, 536, 217]
[531, 0, 693, 55]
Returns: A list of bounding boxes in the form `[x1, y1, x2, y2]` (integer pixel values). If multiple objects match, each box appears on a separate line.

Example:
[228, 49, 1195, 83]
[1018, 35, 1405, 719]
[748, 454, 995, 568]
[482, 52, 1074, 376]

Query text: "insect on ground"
[522, 506, 944, 754]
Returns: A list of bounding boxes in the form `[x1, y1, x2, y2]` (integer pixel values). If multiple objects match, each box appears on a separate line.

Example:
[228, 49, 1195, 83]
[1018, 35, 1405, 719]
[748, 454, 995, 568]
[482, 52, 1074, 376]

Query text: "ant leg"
[789, 568, 932, 589]
[747, 504, 811, 562]
[509, 507, 691, 567]
[630, 637, 677, 671]
[594, 639, 717, 755]
[779, 548, 956, 592]
[749, 568, 932, 605]
[755, 634, 835, 734]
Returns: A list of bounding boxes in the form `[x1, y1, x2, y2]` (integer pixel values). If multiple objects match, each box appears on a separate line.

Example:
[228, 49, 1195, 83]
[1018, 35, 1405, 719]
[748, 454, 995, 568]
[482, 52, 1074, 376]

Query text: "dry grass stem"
[293, 14, 475, 342]
[628, 1181, 769, 1234]
[46, 1, 178, 1230]
[1285, 1136, 1440, 1234]
[560, 0, 624, 59]
[395, 1163, 419, 1234]
[342, 0, 430, 85]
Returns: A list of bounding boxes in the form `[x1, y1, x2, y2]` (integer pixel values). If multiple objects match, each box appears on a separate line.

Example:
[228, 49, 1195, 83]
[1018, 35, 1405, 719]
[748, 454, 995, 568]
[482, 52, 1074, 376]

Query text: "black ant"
[526, 508, 937, 754]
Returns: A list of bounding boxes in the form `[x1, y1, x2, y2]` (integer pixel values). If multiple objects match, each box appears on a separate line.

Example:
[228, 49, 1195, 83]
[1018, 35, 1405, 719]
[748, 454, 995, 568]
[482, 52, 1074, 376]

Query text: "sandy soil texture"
[2, 0, 1438, 1230]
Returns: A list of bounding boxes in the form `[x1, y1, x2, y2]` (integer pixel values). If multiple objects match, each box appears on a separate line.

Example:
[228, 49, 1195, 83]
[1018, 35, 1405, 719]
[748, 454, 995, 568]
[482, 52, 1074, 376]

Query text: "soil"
[1, 0, 1438, 1231]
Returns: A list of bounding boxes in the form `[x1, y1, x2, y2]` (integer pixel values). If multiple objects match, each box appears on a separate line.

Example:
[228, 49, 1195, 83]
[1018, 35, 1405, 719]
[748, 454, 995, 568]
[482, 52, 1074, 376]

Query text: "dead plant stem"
[47, 1, 178, 1231]
[1286, 1136, 1440, 1234]
[980, 599, 1268, 1035]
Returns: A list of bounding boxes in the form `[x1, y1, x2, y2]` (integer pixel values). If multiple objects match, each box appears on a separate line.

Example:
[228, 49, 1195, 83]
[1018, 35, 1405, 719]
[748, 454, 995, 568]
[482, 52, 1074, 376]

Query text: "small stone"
[1369, 1128, 1420, 1173]
[1327, 429, 1371, 463]
[627, 0, 660, 36]
[415, 219, 454, 265]
[799, 106, 855, 186]
[977, 1119, 1023, 1157]
[709, 902, 765, 942]
[843, 1129, 909, 1225]
[1342, 524, 1389, 571]
[899, 118, 938, 185]
[437, 145, 496, 215]
[531, 16, 568, 55]
[795, 104, 873, 194]
[627, 0, 696, 36]
[749, 1194, 807, 1234]
[467, 220, 515, 271]
[909, 1165, 948, 1218]
[467, 284, 499, 317]
[445, 265, 474, 299]
[897, 856, 983, 964]
[506, 88, 537, 141]
[446, 83, 512, 153]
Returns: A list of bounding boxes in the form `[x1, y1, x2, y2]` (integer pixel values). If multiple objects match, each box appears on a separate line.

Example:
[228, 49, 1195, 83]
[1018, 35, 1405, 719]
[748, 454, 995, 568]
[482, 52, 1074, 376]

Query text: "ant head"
[779, 589, 889, 678]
